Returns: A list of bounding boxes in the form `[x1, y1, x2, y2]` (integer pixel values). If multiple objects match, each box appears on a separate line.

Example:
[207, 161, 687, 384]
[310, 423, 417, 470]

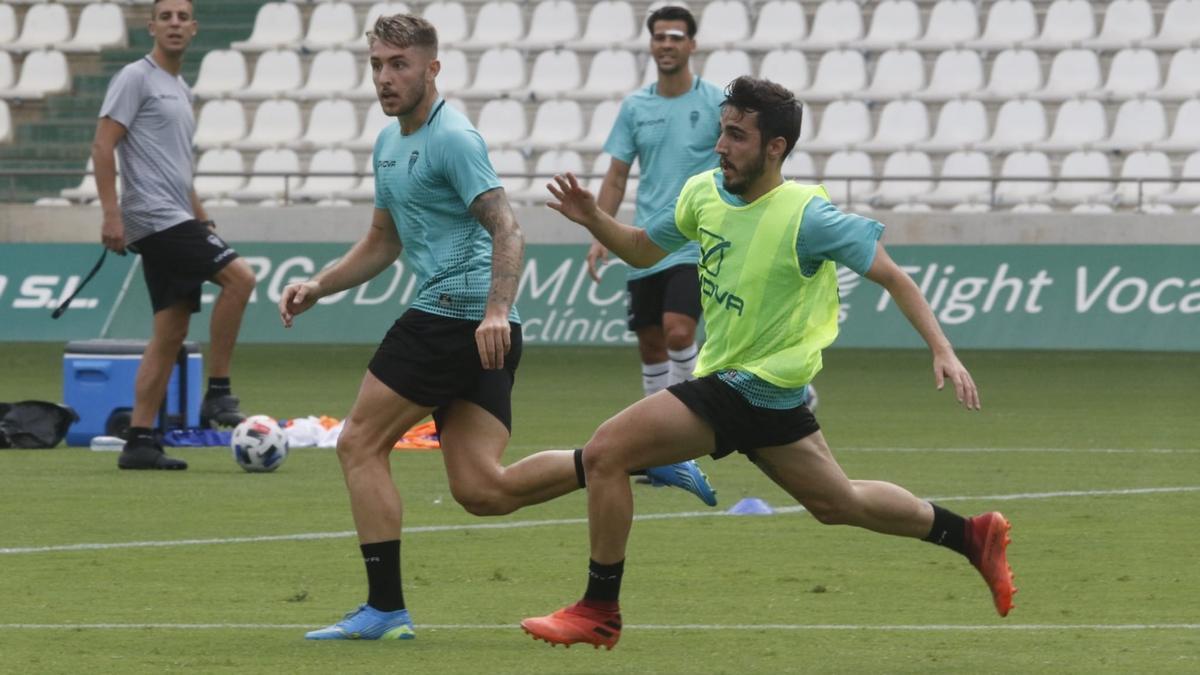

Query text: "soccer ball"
[230, 415, 289, 473]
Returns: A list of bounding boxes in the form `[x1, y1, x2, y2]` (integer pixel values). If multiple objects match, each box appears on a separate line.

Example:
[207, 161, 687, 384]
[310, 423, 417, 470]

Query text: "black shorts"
[367, 308, 523, 432]
[626, 263, 702, 331]
[128, 219, 239, 314]
[668, 373, 821, 460]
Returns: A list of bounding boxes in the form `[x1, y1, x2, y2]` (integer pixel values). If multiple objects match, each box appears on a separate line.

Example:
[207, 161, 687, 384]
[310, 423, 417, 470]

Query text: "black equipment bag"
[0, 401, 79, 449]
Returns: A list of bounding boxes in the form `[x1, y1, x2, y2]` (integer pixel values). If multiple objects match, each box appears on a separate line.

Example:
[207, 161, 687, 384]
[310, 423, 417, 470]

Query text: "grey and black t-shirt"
[98, 56, 196, 244]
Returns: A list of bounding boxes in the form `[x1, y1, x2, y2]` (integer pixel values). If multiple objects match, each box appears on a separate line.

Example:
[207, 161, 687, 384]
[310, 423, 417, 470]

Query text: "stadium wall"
[1, 206, 1198, 351]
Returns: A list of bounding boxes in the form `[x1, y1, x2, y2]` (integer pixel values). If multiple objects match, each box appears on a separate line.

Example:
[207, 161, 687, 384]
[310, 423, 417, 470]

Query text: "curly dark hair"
[722, 76, 804, 157]
[646, 5, 697, 38]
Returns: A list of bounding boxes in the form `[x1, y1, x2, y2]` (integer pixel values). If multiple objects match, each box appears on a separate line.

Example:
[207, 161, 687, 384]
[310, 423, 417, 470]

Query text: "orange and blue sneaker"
[966, 511, 1017, 617]
[644, 460, 718, 507]
[521, 602, 622, 650]
[304, 604, 415, 640]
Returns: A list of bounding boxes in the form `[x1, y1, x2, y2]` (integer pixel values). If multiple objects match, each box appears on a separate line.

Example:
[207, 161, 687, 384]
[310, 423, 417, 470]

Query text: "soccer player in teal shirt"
[278, 13, 716, 642]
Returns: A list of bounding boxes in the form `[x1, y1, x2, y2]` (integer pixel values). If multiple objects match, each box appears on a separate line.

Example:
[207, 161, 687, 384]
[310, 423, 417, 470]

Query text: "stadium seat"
[302, 1, 358, 50]
[1036, 98, 1108, 151]
[0, 5, 16, 46]
[1156, 151, 1200, 206]
[422, 1, 469, 45]
[296, 98, 358, 149]
[951, 203, 992, 213]
[695, 1, 751, 50]
[62, 2, 127, 53]
[925, 150, 992, 206]
[1154, 98, 1200, 151]
[338, 155, 376, 202]
[1028, 0, 1096, 49]
[748, 1, 807, 50]
[0, 100, 11, 144]
[61, 157, 110, 203]
[859, 49, 925, 100]
[0, 52, 14, 93]
[758, 49, 809, 95]
[194, 148, 247, 199]
[1099, 98, 1167, 151]
[460, 47, 526, 99]
[294, 148, 358, 201]
[462, 0, 524, 50]
[1143, 0, 1200, 49]
[570, 48, 638, 100]
[969, 0, 1037, 50]
[488, 148, 530, 196]
[1050, 150, 1114, 205]
[861, 0, 922, 50]
[231, 148, 302, 202]
[1070, 203, 1113, 214]
[917, 98, 988, 152]
[568, 98, 620, 152]
[349, 59, 376, 101]
[9, 2, 70, 52]
[475, 98, 528, 148]
[234, 49, 303, 100]
[577, 0, 637, 49]
[1084, 0, 1155, 49]
[1113, 150, 1174, 205]
[860, 99, 930, 152]
[437, 49, 470, 95]
[5, 49, 70, 99]
[701, 49, 753, 90]
[1011, 202, 1053, 213]
[192, 50, 248, 98]
[801, 0, 865, 50]
[361, 3, 413, 48]
[804, 49, 867, 101]
[348, 103, 393, 151]
[524, 0, 580, 49]
[871, 150, 934, 206]
[806, 99, 872, 152]
[979, 99, 1047, 150]
[979, 48, 1042, 100]
[516, 149, 584, 202]
[916, 49, 984, 100]
[522, 49, 582, 99]
[915, 0, 979, 50]
[1138, 203, 1176, 215]
[235, 99, 303, 150]
[1097, 48, 1161, 98]
[232, 2, 304, 51]
[821, 150, 876, 205]
[1156, 49, 1200, 101]
[1034, 49, 1102, 101]
[526, 99, 584, 150]
[782, 150, 816, 181]
[994, 151, 1053, 205]
[297, 49, 358, 100]
[193, 99, 247, 149]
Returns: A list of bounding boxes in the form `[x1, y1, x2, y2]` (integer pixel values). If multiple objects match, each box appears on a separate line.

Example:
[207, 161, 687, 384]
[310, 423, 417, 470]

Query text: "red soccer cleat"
[521, 602, 622, 650]
[966, 511, 1017, 617]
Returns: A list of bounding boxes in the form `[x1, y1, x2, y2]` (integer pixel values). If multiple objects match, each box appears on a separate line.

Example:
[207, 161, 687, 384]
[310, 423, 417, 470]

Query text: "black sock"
[206, 377, 231, 399]
[573, 448, 586, 488]
[126, 426, 154, 444]
[923, 502, 968, 557]
[361, 540, 405, 612]
[582, 559, 624, 611]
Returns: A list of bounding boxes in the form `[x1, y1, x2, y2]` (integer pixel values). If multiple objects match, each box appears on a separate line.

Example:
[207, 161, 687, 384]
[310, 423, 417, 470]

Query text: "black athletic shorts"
[367, 308, 523, 432]
[667, 373, 821, 460]
[128, 219, 239, 314]
[626, 263, 702, 330]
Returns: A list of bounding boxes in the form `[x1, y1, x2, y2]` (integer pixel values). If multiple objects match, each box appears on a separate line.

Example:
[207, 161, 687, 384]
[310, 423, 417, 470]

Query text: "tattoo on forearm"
[471, 189, 525, 310]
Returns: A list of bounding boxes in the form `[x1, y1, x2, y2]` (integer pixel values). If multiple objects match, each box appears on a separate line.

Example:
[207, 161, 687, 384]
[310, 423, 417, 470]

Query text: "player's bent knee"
[450, 485, 515, 517]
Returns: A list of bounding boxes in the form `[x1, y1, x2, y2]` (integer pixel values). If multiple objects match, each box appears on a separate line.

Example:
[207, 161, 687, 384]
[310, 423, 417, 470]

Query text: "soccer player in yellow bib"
[521, 76, 1015, 650]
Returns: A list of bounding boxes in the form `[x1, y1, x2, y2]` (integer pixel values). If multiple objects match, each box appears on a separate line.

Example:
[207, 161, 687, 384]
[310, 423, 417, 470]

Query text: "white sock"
[667, 344, 699, 385]
[642, 361, 669, 397]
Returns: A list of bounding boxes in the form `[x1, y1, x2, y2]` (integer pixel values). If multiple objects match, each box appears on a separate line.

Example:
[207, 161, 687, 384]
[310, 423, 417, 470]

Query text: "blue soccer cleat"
[643, 460, 718, 507]
[305, 604, 415, 640]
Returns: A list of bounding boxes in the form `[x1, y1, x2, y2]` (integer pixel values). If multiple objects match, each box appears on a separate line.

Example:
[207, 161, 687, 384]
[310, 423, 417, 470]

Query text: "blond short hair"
[367, 14, 438, 52]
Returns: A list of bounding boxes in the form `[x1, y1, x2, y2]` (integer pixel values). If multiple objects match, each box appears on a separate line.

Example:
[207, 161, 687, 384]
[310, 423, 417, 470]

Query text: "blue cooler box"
[63, 339, 202, 446]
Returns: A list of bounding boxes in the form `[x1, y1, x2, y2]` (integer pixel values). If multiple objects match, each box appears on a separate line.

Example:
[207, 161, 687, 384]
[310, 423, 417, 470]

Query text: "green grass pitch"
[1, 343, 1198, 674]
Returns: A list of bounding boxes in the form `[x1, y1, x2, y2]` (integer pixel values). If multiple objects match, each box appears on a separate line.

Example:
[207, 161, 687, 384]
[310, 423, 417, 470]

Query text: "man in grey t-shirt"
[93, 0, 256, 470]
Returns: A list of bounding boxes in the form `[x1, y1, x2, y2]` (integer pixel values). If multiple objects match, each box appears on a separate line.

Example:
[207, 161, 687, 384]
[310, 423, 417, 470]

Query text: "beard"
[721, 152, 766, 195]
[380, 83, 428, 117]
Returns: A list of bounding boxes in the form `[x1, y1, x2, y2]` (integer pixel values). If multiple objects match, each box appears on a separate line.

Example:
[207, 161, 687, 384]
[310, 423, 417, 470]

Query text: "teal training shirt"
[603, 76, 723, 280]
[373, 99, 516, 323]
[647, 175, 884, 409]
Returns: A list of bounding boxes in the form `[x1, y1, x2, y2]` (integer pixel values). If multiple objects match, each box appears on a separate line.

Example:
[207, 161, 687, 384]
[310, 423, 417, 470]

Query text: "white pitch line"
[0, 623, 1196, 632]
[3, 486, 1199, 556]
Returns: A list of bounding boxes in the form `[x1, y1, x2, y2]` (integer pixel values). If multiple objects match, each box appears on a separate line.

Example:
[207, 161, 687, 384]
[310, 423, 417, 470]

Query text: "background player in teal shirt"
[588, 5, 724, 401]
[278, 13, 715, 643]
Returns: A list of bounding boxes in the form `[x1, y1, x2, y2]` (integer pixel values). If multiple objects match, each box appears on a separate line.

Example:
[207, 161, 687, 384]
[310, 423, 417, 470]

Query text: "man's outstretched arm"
[547, 172, 667, 269]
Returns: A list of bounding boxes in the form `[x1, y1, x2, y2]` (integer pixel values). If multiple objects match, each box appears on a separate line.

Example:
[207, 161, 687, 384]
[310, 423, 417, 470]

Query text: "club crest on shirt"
[690, 110, 700, 128]
[408, 151, 420, 172]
